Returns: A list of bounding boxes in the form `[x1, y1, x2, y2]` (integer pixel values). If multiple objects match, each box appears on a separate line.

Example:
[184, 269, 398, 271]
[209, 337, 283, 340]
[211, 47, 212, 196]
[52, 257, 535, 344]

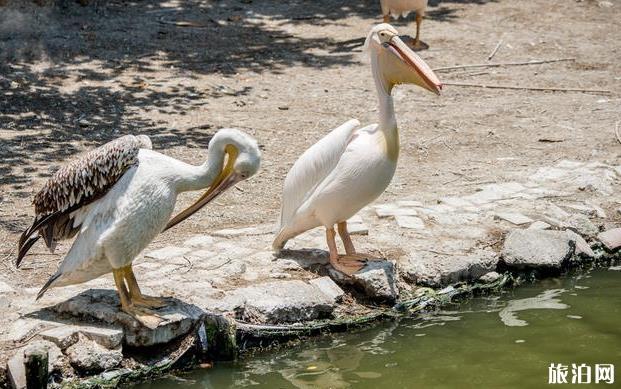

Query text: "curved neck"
[176, 145, 225, 193]
[372, 54, 400, 161]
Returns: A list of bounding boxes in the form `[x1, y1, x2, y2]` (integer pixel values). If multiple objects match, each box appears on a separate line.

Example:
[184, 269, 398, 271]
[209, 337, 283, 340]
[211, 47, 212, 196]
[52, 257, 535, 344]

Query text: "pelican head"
[365, 23, 442, 95]
[165, 128, 261, 231]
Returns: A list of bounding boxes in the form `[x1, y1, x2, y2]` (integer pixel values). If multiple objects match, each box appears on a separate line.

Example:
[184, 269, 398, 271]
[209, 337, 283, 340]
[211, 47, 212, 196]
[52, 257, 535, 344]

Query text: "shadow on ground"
[0, 0, 494, 201]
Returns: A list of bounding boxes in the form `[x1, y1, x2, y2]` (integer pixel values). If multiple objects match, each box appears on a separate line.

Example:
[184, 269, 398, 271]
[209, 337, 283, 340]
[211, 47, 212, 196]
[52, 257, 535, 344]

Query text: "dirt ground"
[0, 0, 619, 291]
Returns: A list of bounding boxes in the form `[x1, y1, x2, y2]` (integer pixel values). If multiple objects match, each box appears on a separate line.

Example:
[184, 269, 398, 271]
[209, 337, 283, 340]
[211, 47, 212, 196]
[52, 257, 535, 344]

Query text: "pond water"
[136, 266, 621, 389]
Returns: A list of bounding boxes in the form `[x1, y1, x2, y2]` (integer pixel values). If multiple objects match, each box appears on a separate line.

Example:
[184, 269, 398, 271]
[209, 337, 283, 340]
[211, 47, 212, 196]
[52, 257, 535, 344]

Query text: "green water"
[137, 267, 621, 389]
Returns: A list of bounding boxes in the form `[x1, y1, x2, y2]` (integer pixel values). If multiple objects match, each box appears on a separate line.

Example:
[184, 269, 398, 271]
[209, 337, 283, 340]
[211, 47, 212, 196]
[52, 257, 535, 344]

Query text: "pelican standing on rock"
[380, 0, 429, 50]
[273, 24, 441, 275]
[17, 129, 260, 327]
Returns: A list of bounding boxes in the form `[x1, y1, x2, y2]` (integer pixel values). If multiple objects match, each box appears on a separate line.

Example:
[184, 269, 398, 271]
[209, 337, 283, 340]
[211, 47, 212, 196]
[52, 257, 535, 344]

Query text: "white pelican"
[380, 0, 428, 50]
[17, 129, 260, 327]
[273, 24, 441, 275]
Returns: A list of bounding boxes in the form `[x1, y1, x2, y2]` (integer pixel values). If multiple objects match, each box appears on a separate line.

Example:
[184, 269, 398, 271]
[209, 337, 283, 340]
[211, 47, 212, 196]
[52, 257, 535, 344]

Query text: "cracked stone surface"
[501, 230, 576, 270]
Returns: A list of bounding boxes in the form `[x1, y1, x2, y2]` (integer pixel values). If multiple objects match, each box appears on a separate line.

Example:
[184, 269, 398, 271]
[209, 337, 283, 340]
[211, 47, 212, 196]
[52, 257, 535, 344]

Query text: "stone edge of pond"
[55, 250, 620, 389]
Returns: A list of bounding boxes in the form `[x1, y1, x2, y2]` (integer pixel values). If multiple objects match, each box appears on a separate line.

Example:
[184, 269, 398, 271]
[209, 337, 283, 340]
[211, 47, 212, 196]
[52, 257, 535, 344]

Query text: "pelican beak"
[164, 150, 242, 232]
[164, 170, 242, 231]
[386, 35, 442, 95]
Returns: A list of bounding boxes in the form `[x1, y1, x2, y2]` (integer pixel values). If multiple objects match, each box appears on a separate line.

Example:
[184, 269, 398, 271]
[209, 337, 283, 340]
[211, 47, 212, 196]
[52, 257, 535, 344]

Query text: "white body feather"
[274, 120, 398, 249]
[380, 0, 427, 18]
[51, 149, 190, 287]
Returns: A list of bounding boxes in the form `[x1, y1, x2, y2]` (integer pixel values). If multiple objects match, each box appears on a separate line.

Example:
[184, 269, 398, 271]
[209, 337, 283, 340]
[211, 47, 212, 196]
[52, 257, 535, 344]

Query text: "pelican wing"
[17, 134, 152, 266]
[278, 119, 360, 230]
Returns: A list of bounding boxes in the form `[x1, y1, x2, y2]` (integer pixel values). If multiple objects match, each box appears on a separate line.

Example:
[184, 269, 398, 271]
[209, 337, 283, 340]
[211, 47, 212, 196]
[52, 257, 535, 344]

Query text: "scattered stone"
[80, 326, 124, 349]
[51, 289, 205, 347]
[309, 276, 345, 303]
[479, 271, 501, 283]
[563, 202, 607, 218]
[597, 228, 621, 251]
[501, 229, 575, 270]
[561, 214, 599, 237]
[232, 280, 335, 323]
[528, 221, 551, 230]
[145, 246, 192, 261]
[66, 336, 122, 373]
[494, 212, 533, 225]
[463, 182, 526, 205]
[40, 326, 80, 350]
[565, 230, 595, 258]
[395, 215, 425, 229]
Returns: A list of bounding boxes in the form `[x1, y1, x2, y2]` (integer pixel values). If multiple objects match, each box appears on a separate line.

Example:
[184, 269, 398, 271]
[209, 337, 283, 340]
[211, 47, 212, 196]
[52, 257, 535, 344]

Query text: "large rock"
[501, 229, 576, 270]
[50, 289, 205, 347]
[328, 259, 400, 302]
[402, 249, 498, 288]
[66, 335, 122, 374]
[40, 325, 123, 350]
[229, 280, 335, 324]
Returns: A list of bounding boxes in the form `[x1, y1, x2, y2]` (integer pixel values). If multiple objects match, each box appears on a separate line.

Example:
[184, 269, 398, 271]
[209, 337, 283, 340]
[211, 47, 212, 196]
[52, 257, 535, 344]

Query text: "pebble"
[597, 228, 621, 251]
[494, 212, 533, 225]
[395, 215, 425, 229]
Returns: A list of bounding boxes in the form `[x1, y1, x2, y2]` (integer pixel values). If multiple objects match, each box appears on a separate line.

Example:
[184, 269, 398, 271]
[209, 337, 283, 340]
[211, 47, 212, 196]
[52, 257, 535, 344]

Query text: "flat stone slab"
[66, 335, 123, 374]
[229, 280, 335, 324]
[501, 229, 576, 270]
[494, 212, 533, 225]
[309, 277, 345, 303]
[50, 289, 204, 347]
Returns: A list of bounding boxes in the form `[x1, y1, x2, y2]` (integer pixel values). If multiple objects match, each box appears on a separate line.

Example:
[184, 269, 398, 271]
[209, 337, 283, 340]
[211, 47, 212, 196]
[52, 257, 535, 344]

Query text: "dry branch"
[443, 82, 612, 95]
[487, 39, 503, 61]
[433, 58, 575, 72]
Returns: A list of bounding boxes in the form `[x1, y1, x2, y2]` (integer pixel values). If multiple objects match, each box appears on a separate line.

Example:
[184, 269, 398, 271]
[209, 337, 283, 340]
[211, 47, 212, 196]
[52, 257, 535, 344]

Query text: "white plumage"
[380, 0, 428, 19]
[19, 129, 260, 326]
[274, 24, 441, 275]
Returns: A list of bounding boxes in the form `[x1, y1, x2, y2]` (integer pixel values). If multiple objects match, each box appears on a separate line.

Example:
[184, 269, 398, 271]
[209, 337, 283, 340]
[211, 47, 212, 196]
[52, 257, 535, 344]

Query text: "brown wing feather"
[16, 134, 152, 267]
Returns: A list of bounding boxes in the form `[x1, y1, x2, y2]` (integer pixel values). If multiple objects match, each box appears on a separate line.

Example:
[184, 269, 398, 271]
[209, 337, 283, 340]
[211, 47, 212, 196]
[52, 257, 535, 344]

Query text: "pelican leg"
[337, 221, 356, 255]
[327, 225, 366, 276]
[123, 265, 168, 309]
[113, 268, 163, 329]
[383, 14, 390, 23]
[409, 13, 429, 51]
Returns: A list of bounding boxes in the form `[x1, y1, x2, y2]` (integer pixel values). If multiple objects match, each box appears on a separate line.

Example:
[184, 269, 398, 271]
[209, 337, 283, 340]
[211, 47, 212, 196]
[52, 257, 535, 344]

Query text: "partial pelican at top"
[380, 0, 429, 50]
[273, 23, 441, 275]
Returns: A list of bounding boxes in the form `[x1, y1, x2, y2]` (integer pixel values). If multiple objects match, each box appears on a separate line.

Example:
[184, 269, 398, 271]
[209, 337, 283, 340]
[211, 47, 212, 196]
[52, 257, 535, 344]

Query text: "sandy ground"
[1, 0, 620, 290]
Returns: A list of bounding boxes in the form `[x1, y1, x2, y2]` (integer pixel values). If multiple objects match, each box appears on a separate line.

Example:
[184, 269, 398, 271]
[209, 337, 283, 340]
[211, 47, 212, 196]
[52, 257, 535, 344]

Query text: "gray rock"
[395, 215, 425, 229]
[352, 260, 399, 302]
[402, 250, 498, 287]
[39, 326, 80, 350]
[494, 212, 533, 225]
[501, 230, 576, 270]
[80, 326, 124, 349]
[479, 271, 501, 283]
[528, 221, 551, 230]
[309, 276, 345, 303]
[597, 228, 621, 251]
[565, 230, 595, 258]
[51, 289, 205, 347]
[66, 336, 122, 373]
[232, 280, 335, 323]
[561, 214, 599, 237]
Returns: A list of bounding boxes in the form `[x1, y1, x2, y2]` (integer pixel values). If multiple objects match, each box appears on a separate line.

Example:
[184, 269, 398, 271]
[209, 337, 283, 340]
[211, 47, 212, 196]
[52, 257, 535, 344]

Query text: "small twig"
[204, 258, 233, 271]
[443, 82, 612, 95]
[487, 38, 503, 61]
[615, 121, 621, 145]
[433, 58, 575, 72]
